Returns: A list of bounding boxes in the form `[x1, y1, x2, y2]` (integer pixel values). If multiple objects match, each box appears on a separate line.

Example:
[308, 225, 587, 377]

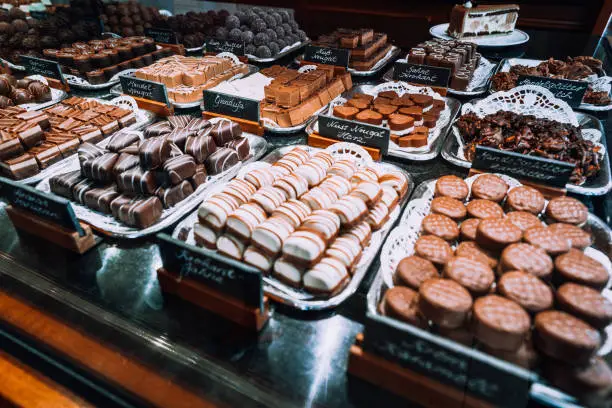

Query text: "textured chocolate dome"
[27, 81, 51, 102]
[0, 95, 13, 108]
[11, 19, 29, 33]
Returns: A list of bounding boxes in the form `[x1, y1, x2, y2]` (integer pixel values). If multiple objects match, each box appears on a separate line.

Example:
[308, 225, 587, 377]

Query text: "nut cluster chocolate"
[135, 55, 248, 103]
[0, 96, 136, 179]
[313, 28, 392, 71]
[0, 74, 51, 107]
[0, 7, 100, 64]
[49, 116, 250, 229]
[456, 110, 601, 185]
[195, 147, 409, 296]
[408, 38, 480, 91]
[42, 36, 173, 85]
[491, 56, 610, 106]
[381, 173, 612, 396]
[332, 90, 446, 148]
[101, 0, 161, 38]
[261, 64, 352, 127]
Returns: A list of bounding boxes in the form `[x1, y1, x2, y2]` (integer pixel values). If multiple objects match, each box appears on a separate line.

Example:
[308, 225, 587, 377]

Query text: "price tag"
[303, 45, 350, 68]
[157, 233, 263, 309]
[393, 62, 451, 88]
[119, 75, 170, 107]
[516, 76, 588, 108]
[472, 145, 575, 188]
[205, 38, 244, 56]
[0, 177, 84, 236]
[20, 55, 64, 83]
[318, 114, 390, 154]
[363, 315, 533, 408]
[144, 28, 178, 45]
[203, 90, 260, 122]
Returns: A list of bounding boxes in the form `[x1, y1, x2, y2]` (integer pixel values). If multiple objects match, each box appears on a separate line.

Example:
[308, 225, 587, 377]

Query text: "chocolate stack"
[0, 96, 136, 180]
[135, 55, 249, 103]
[313, 29, 393, 71]
[457, 111, 601, 185]
[382, 173, 612, 396]
[0, 74, 52, 107]
[195, 147, 409, 296]
[50, 116, 250, 229]
[408, 38, 480, 91]
[332, 91, 446, 148]
[259, 64, 352, 127]
[42, 36, 174, 85]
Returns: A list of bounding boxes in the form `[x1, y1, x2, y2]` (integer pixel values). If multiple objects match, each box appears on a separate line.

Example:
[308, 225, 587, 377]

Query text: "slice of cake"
[447, 3, 520, 39]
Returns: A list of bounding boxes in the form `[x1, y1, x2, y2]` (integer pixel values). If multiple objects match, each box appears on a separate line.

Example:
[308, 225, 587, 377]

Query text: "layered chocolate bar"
[313, 29, 394, 71]
[447, 3, 520, 39]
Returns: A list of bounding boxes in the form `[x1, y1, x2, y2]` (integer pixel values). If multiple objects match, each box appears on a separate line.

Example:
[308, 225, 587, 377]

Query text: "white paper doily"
[463, 85, 579, 127]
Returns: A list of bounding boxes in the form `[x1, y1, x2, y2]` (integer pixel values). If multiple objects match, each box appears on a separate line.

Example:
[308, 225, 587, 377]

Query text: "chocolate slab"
[116, 167, 158, 195]
[83, 184, 120, 214]
[185, 134, 216, 164]
[82, 152, 119, 183]
[156, 180, 194, 208]
[113, 152, 140, 175]
[49, 170, 84, 200]
[0, 154, 39, 180]
[162, 154, 196, 185]
[205, 147, 239, 175]
[78, 142, 105, 165]
[139, 136, 171, 170]
[210, 120, 242, 146]
[225, 137, 250, 161]
[116, 195, 163, 228]
[106, 129, 142, 152]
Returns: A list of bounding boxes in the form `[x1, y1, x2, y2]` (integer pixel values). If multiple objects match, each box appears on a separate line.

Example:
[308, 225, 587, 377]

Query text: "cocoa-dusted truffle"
[255, 45, 271, 58]
[0, 21, 13, 35]
[254, 32, 268, 46]
[22, 35, 40, 50]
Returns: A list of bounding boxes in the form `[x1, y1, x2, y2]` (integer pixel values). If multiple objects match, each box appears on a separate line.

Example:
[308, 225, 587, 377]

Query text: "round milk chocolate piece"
[395, 255, 439, 290]
[430, 197, 466, 220]
[466, 199, 504, 219]
[455, 241, 498, 269]
[556, 283, 612, 329]
[547, 223, 592, 249]
[473, 295, 531, 351]
[506, 186, 545, 214]
[555, 249, 609, 290]
[500, 243, 553, 280]
[422, 214, 459, 241]
[382, 286, 426, 327]
[460, 218, 480, 241]
[524, 226, 571, 255]
[484, 338, 539, 370]
[475, 218, 522, 250]
[505, 211, 542, 232]
[544, 357, 612, 396]
[546, 196, 588, 226]
[444, 256, 494, 296]
[414, 235, 453, 266]
[498, 271, 553, 313]
[434, 175, 468, 201]
[534, 310, 601, 364]
[471, 174, 509, 202]
[418, 278, 473, 329]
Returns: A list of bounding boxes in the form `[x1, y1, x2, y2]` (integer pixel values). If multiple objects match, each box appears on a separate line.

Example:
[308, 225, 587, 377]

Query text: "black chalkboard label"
[205, 38, 245, 56]
[318, 114, 390, 154]
[0, 177, 84, 236]
[516, 75, 588, 108]
[157, 233, 263, 309]
[472, 145, 575, 188]
[20, 55, 64, 83]
[304, 45, 350, 68]
[393, 62, 451, 88]
[144, 28, 178, 45]
[203, 90, 260, 122]
[119, 75, 170, 107]
[363, 315, 533, 408]
[29, 10, 48, 19]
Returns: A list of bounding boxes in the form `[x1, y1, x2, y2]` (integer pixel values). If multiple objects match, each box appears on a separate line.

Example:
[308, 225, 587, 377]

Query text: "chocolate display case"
[171, 143, 413, 310]
[361, 173, 612, 408]
[441, 86, 612, 196]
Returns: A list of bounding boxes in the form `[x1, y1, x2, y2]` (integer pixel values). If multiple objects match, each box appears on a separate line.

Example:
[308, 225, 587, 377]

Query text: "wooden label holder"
[47, 77, 70, 92]
[307, 133, 381, 161]
[158, 43, 185, 56]
[202, 111, 264, 136]
[157, 268, 270, 331]
[5, 205, 98, 254]
[128, 95, 174, 117]
[156, 233, 270, 332]
[348, 333, 494, 408]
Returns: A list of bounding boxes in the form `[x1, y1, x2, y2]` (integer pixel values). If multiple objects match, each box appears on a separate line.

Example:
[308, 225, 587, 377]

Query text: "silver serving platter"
[429, 23, 530, 48]
[306, 84, 461, 161]
[490, 58, 612, 112]
[110, 63, 259, 109]
[17, 95, 156, 186]
[246, 39, 310, 63]
[383, 56, 499, 96]
[367, 176, 612, 408]
[36, 129, 268, 239]
[171, 144, 414, 311]
[441, 110, 612, 196]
